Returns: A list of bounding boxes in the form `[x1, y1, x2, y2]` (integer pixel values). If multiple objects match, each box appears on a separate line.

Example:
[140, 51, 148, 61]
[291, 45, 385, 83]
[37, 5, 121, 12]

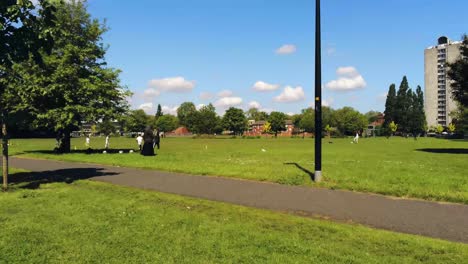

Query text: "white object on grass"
[129, 150, 134, 153]
[261, 148, 266, 152]
[103, 150, 107, 154]
[119, 150, 123, 154]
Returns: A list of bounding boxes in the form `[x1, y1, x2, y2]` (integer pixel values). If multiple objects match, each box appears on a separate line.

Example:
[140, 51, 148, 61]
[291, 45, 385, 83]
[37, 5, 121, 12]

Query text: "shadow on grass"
[416, 148, 468, 154]
[22, 148, 138, 155]
[284, 162, 315, 181]
[5, 168, 119, 190]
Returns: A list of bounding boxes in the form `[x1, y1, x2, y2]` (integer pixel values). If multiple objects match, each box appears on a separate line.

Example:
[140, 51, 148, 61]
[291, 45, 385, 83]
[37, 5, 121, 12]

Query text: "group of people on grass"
[84, 127, 161, 156]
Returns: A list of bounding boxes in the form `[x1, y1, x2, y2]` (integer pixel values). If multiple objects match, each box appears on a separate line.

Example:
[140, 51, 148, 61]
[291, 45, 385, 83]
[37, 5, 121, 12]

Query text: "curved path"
[10, 156, 468, 244]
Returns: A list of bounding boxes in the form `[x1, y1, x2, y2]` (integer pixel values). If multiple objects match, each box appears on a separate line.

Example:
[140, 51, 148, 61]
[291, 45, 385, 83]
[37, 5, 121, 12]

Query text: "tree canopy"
[222, 107, 247, 135]
[268, 111, 287, 137]
[13, 0, 129, 152]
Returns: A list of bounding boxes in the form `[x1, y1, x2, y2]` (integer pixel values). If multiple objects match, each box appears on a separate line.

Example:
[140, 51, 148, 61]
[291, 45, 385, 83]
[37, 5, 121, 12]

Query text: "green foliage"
[436, 124, 444, 134]
[11, 0, 129, 152]
[384, 77, 426, 135]
[395, 77, 412, 132]
[124, 110, 150, 133]
[222, 107, 247, 135]
[365, 110, 381, 123]
[332, 107, 367, 135]
[262, 121, 271, 134]
[177, 102, 197, 128]
[245, 108, 268, 121]
[448, 123, 456, 133]
[407, 86, 426, 136]
[384, 84, 397, 127]
[325, 124, 335, 139]
[155, 104, 163, 120]
[267, 111, 287, 137]
[155, 114, 178, 133]
[389, 121, 398, 135]
[447, 35, 468, 108]
[195, 104, 218, 134]
[299, 111, 314, 133]
[98, 120, 116, 136]
[322, 106, 336, 130]
[451, 106, 468, 133]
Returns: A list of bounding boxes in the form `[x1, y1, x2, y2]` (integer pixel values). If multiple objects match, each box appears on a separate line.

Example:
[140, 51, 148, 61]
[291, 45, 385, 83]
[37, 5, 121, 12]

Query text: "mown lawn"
[7, 136, 468, 204]
[1, 179, 467, 263]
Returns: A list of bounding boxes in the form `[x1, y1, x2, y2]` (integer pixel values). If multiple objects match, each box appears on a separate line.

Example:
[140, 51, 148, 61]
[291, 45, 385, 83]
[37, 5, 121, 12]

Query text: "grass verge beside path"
[1, 179, 467, 263]
[8, 137, 468, 204]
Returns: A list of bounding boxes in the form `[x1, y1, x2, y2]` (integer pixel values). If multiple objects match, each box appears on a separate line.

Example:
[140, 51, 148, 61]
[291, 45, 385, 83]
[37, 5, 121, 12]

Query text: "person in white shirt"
[353, 131, 359, 144]
[85, 135, 90, 148]
[105, 135, 110, 149]
[136, 133, 143, 150]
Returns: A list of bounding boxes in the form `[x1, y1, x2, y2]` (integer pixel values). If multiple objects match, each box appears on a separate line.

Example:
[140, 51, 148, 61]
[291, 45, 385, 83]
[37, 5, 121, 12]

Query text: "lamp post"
[314, 0, 322, 182]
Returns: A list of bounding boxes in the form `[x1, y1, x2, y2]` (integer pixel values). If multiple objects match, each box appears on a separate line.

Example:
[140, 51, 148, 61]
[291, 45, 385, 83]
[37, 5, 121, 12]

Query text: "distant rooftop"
[426, 36, 462, 50]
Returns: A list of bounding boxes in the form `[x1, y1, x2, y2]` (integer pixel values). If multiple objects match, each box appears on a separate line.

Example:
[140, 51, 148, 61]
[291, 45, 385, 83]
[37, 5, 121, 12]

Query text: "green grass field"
[7, 136, 468, 204]
[1, 179, 467, 263]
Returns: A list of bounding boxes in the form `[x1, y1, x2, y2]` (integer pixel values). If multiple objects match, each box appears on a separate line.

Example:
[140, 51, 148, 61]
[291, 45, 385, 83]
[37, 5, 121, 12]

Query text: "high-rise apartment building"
[424, 36, 462, 127]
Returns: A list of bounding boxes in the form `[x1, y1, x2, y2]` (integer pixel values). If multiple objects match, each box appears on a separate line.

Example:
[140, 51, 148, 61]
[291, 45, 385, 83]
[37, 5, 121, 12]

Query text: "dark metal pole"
[314, 0, 322, 182]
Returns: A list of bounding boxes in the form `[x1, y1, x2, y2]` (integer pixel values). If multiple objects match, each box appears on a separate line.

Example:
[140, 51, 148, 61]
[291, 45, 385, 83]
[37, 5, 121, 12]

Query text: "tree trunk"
[58, 129, 71, 153]
[2, 113, 8, 190]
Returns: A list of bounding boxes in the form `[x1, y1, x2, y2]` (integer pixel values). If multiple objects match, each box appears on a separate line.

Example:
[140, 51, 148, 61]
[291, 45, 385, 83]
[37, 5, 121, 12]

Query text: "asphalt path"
[9, 156, 468, 244]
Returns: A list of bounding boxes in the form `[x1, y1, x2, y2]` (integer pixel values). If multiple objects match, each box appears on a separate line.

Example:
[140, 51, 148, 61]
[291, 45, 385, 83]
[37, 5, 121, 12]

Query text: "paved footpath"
[10, 157, 468, 244]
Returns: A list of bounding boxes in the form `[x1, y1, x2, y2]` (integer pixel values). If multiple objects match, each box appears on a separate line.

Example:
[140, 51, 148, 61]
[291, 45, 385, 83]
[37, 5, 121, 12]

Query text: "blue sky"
[85, 0, 467, 115]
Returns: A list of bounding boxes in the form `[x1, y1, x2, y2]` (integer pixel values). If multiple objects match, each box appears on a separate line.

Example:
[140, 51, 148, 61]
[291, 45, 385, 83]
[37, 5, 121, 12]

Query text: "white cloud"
[161, 105, 179, 115]
[139, 103, 154, 114]
[276, 44, 297, 55]
[196, 104, 206, 110]
[287, 112, 295, 116]
[274, 86, 305, 103]
[325, 67, 367, 91]
[199, 92, 213, 100]
[248, 101, 261, 109]
[217, 89, 233, 97]
[143, 88, 161, 98]
[252, 81, 280, 92]
[214, 97, 243, 108]
[148, 77, 195, 93]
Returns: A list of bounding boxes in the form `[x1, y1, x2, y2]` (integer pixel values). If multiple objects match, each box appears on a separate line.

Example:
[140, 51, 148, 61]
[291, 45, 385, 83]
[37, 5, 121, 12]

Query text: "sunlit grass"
[8, 136, 468, 203]
[1, 180, 467, 263]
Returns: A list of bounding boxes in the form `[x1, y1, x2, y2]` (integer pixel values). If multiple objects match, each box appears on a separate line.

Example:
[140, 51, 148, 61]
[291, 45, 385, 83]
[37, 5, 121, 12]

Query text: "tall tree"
[14, 0, 129, 153]
[299, 111, 314, 135]
[222, 107, 247, 135]
[155, 114, 178, 133]
[196, 104, 218, 134]
[407, 90, 425, 138]
[447, 35, 468, 107]
[268, 111, 287, 137]
[447, 35, 468, 133]
[384, 84, 397, 128]
[177, 102, 197, 128]
[155, 104, 163, 120]
[123, 110, 149, 133]
[332, 107, 367, 136]
[395, 76, 412, 132]
[1, 0, 56, 189]
[245, 107, 268, 121]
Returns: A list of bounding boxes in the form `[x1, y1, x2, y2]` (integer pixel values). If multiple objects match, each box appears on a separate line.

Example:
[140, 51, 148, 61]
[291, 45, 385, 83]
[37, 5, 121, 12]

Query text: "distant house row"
[244, 120, 295, 137]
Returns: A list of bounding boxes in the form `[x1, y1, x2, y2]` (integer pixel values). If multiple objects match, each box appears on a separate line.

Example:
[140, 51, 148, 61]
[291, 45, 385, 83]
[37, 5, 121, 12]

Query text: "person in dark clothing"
[153, 129, 160, 149]
[141, 126, 155, 156]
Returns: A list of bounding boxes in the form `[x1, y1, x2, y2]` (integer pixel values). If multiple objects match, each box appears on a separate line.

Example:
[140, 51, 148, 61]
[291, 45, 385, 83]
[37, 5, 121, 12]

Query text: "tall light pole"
[314, 0, 322, 182]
